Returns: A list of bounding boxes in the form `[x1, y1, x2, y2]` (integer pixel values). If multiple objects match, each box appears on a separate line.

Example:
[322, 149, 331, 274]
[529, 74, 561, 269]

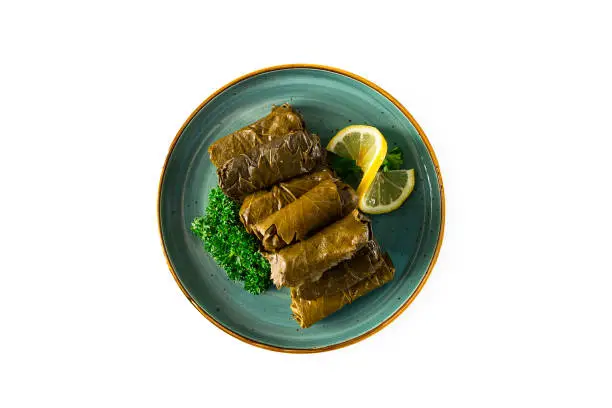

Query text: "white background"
[1, 1, 611, 407]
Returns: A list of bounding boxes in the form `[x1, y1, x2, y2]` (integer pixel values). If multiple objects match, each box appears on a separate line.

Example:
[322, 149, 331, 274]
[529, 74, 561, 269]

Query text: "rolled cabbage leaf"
[253, 179, 358, 251]
[239, 169, 334, 233]
[294, 240, 386, 300]
[290, 254, 395, 328]
[218, 130, 325, 201]
[208, 104, 304, 168]
[267, 210, 370, 288]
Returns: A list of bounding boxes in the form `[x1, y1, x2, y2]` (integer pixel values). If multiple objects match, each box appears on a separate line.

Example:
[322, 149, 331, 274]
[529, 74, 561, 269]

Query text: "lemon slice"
[326, 125, 387, 196]
[359, 169, 415, 214]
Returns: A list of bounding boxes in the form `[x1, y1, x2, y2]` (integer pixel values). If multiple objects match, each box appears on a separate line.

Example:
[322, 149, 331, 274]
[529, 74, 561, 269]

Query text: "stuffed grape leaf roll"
[294, 240, 386, 300]
[290, 253, 395, 328]
[267, 210, 371, 288]
[253, 179, 358, 251]
[239, 169, 334, 233]
[208, 104, 305, 168]
[218, 130, 326, 201]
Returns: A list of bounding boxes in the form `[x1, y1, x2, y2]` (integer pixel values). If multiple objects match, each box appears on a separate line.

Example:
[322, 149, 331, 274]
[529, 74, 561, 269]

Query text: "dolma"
[208, 104, 305, 168]
[239, 169, 334, 233]
[268, 210, 371, 288]
[218, 130, 326, 201]
[290, 253, 395, 328]
[295, 240, 385, 300]
[253, 179, 358, 251]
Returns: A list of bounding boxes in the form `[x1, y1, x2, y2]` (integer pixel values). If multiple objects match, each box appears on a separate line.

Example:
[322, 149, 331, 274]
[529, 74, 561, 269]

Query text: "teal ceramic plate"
[158, 65, 444, 352]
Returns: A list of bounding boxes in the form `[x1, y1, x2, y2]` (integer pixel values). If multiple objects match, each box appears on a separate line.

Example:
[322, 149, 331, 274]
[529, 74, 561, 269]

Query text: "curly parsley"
[191, 188, 271, 294]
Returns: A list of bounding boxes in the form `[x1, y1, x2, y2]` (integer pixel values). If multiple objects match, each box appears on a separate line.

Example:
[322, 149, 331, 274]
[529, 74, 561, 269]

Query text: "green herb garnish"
[191, 188, 270, 294]
[329, 147, 405, 185]
[381, 147, 403, 172]
[327, 152, 363, 189]
[329, 153, 363, 179]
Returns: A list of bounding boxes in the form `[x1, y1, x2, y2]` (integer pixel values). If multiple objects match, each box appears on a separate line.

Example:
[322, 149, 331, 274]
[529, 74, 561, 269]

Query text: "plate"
[158, 64, 444, 352]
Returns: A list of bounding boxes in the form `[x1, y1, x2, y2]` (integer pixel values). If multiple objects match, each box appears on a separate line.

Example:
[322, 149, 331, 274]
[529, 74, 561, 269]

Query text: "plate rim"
[157, 63, 445, 353]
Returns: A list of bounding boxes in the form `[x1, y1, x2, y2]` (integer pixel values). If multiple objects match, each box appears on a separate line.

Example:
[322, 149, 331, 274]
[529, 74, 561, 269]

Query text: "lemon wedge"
[359, 169, 415, 214]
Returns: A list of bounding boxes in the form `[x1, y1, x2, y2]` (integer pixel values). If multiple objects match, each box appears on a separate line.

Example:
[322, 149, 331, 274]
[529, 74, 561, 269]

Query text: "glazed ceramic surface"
[158, 65, 444, 352]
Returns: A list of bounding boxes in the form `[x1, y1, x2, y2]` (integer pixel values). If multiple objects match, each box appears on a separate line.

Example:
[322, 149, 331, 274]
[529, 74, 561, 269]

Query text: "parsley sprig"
[381, 147, 403, 172]
[329, 146, 404, 186]
[191, 188, 270, 294]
